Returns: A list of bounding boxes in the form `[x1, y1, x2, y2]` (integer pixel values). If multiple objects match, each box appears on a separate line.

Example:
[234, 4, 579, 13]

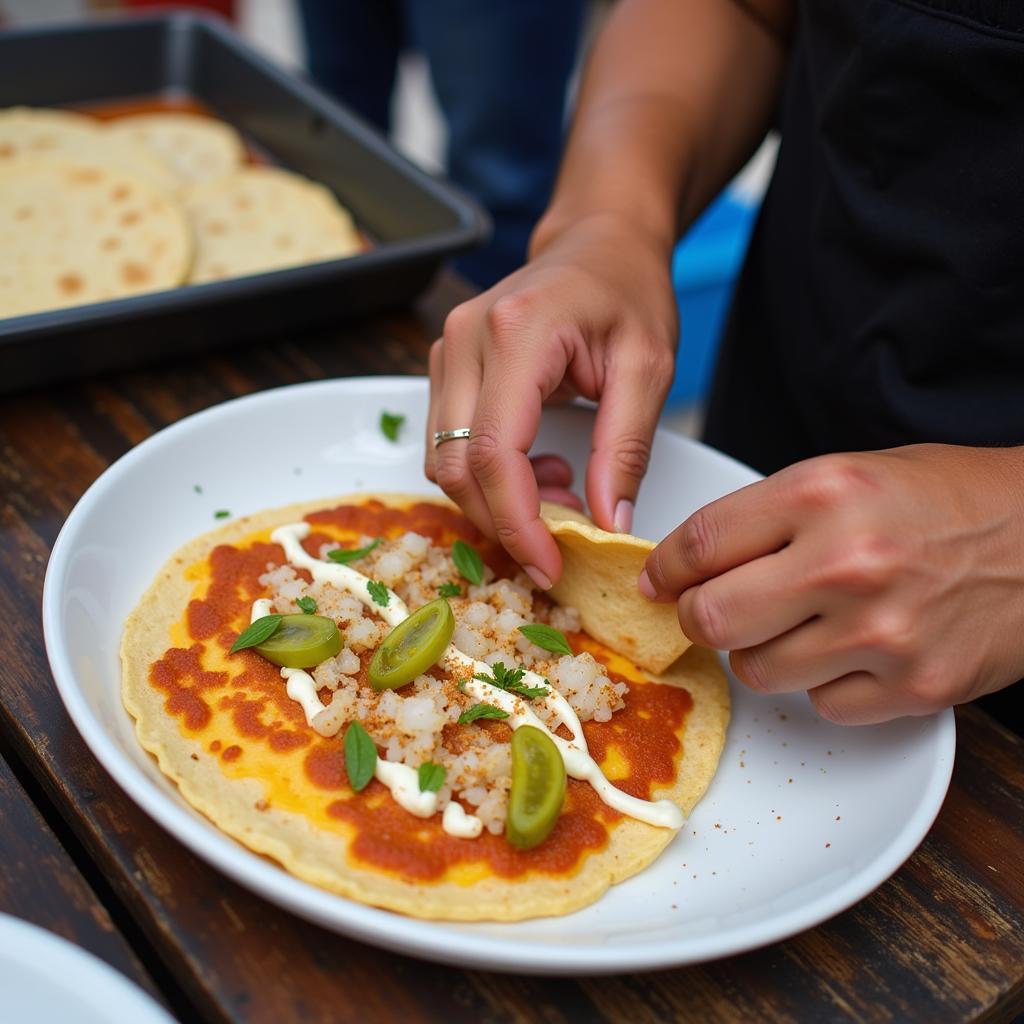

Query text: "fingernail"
[614, 499, 634, 534]
[524, 564, 553, 591]
[638, 569, 656, 600]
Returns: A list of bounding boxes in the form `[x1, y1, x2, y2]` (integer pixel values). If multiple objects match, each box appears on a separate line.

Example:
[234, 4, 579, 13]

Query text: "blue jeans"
[298, 0, 585, 288]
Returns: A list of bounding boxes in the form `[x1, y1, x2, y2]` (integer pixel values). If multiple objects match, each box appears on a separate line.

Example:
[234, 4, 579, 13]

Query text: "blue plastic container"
[666, 191, 759, 407]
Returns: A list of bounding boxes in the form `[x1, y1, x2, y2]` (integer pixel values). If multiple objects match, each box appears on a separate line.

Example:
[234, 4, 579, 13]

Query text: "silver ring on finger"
[433, 427, 472, 448]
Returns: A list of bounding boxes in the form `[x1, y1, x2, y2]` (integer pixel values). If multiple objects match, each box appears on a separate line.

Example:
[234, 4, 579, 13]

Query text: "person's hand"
[639, 444, 1024, 723]
[425, 213, 678, 589]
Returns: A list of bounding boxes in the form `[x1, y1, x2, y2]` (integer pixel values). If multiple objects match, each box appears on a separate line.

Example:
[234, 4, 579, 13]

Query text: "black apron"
[702, 0, 1024, 731]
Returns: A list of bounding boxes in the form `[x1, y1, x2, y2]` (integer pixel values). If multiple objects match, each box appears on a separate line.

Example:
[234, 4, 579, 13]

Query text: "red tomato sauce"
[147, 500, 693, 880]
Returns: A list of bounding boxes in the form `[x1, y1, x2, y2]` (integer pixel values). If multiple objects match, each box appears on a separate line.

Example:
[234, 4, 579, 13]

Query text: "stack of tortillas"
[0, 107, 362, 319]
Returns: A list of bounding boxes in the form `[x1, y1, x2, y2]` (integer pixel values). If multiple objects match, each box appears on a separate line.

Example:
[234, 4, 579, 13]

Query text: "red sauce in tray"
[74, 93, 269, 165]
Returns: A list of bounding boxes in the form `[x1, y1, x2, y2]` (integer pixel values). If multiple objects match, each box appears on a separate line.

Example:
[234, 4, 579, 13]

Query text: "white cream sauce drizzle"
[263, 522, 684, 835]
[443, 801, 483, 838]
[273, 526, 409, 627]
[249, 593, 475, 832]
[249, 600, 327, 732]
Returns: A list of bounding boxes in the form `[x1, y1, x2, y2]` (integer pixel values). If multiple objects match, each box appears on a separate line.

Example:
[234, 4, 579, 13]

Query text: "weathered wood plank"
[0, 749, 166, 1007]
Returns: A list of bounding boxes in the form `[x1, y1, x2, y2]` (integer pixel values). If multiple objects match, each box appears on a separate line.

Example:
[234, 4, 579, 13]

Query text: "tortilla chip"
[541, 502, 691, 674]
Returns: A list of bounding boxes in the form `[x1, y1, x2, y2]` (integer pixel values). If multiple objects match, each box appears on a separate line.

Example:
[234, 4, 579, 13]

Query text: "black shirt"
[703, 0, 1024, 731]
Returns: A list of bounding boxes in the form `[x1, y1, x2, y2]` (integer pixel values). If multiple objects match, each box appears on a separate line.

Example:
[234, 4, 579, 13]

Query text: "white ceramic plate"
[43, 376, 955, 974]
[0, 914, 176, 1024]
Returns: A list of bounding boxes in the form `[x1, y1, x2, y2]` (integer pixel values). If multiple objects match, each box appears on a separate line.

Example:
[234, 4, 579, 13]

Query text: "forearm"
[531, 0, 793, 258]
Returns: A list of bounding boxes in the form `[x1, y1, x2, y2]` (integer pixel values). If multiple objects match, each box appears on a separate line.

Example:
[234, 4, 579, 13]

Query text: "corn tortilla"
[541, 502, 692, 674]
[121, 494, 728, 920]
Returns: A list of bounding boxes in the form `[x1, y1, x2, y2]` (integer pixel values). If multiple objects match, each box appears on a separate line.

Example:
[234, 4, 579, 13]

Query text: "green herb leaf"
[458, 703, 510, 725]
[518, 624, 573, 657]
[488, 661, 525, 689]
[438, 581, 462, 598]
[367, 579, 390, 607]
[214, 509, 231, 520]
[296, 596, 317, 615]
[418, 761, 446, 793]
[193, 484, 203, 494]
[229, 614, 282, 654]
[452, 540, 484, 586]
[327, 538, 382, 564]
[344, 721, 377, 792]
[474, 661, 549, 700]
[380, 411, 405, 442]
[508, 681, 550, 699]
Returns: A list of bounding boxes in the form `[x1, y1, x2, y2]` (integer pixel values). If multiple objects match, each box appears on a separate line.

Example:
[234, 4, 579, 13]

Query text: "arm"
[533, 0, 793, 255]
[426, 0, 794, 588]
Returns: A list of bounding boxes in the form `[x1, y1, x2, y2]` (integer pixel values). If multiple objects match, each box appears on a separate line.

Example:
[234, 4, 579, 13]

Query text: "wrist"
[529, 208, 676, 265]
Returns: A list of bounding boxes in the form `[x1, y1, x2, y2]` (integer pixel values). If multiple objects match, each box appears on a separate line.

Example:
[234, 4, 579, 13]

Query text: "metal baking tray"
[0, 13, 488, 392]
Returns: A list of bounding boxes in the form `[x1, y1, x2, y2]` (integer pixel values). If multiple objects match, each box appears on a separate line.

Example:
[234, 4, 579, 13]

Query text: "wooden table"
[2, 272, 1023, 1024]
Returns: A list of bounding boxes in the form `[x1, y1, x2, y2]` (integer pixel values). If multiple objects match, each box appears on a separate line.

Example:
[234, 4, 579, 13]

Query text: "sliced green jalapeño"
[255, 613, 341, 669]
[368, 598, 455, 691]
[505, 725, 566, 850]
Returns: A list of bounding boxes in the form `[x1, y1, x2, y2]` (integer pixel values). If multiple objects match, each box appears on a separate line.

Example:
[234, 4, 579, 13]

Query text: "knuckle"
[789, 455, 867, 512]
[428, 337, 444, 371]
[465, 427, 503, 480]
[644, 546, 671, 592]
[608, 434, 653, 482]
[485, 292, 533, 340]
[857, 607, 915, 658]
[644, 341, 675, 383]
[684, 586, 730, 649]
[614, 335, 675, 387]
[434, 454, 473, 497]
[442, 301, 476, 342]
[823, 533, 901, 592]
[809, 688, 851, 726]
[901, 662, 950, 711]
[678, 511, 718, 576]
[491, 514, 526, 549]
[730, 647, 773, 693]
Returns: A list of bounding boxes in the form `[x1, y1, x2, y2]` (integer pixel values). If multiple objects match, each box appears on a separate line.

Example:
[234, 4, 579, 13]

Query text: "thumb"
[585, 343, 674, 533]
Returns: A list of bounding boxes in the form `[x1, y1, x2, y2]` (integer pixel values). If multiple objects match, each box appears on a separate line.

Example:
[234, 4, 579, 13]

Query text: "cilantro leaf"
[327, 538, 381, 564]
[418, 761, 446, 793]
[508, 682, 550, 699]
[458, 703, 510, 725]
[214, 509, 231, 520]
[229, 615, 282, 654]
[367, 579, 390, 607]
[451, 540, 484, 586]
[296, 595, 317, 615]
[518, 623, 573, 656]
[380, 411, 405, 442]
[474, 661, 549, 700]
[344, 721, 377, 792]
[438, 581, 462, 598]
[494, 662, 524, 687]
